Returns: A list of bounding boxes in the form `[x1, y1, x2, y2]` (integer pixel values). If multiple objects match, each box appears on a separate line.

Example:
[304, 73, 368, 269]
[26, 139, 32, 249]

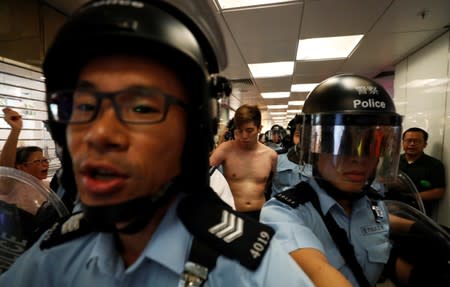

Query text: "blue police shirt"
[0, 195, 314, 287]
[261, 178, 391, 287]
[271, 152, 301, 196]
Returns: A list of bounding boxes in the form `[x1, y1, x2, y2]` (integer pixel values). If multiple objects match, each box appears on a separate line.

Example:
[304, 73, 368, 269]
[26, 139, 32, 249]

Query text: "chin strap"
[82, 180, 177, 234]
[286, 145, 300, 164]
[315, 177, 367, 201]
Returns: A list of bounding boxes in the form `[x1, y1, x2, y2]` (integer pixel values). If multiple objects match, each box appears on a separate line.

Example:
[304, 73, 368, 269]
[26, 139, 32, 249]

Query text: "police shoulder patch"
[275, 181, 314, 208]
[40, 212, 92, 250]
[177, 189, 274, 271]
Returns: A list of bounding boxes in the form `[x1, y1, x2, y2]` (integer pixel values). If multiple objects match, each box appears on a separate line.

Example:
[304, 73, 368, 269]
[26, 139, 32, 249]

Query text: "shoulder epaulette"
[274, 181, 315, 208]
[177, 189, 274, 271]
[40, 212, 92, 250]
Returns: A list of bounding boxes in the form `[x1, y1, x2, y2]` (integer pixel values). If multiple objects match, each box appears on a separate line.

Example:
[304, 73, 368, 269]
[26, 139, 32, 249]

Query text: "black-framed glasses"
[48, 87, 188, 124]
[24, 158, 50, 165]
[403, 138, 423, 145]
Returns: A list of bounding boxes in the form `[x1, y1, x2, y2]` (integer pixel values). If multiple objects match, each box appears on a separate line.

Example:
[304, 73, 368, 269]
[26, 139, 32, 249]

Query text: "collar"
[402, 152, 425, 164]
[308, 178, 369, 216]
[277, 153, 299, 171]
[86, 194, 192, 276]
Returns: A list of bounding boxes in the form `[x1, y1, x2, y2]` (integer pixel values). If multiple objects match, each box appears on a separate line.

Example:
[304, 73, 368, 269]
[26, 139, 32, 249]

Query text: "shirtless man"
[210, 105, 277, 219]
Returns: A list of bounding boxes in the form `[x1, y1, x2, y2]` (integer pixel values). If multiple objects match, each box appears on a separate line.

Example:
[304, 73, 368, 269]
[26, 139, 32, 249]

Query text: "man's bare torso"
[210, 140, 277, 212]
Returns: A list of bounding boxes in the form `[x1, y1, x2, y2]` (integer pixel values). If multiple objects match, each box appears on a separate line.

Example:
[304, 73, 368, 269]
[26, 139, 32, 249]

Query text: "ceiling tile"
[223, 2, 303, 62]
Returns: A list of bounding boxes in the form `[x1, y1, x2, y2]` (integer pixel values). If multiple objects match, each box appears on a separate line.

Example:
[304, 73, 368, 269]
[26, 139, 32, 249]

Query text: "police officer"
[262, 74, 405, 286]
[0, 1, 315, 286]
[271, 115, 305, 196]
[266, 124, 287, 153]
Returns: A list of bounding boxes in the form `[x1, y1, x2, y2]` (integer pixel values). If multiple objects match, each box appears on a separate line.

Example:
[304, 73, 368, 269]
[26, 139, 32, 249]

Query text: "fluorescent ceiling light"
[270, 111, 287, 115]
[248, 61, 294, 78]
[267, 104, 288, 109]
[217, 0, 296, 10]
[288, 100, 305, 106]
[272, 116, 286, 120]
[296, 35, 364, 61]
[291, 83, 318, 92]
[261, 92, 290, 99]
[287, 109, 302, 113]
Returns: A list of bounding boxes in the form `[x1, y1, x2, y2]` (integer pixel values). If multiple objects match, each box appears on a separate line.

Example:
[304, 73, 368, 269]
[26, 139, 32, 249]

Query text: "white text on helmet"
[91, 0, 144, 9]
[353, 99, 386, 109]
[355, 86, 379, 95]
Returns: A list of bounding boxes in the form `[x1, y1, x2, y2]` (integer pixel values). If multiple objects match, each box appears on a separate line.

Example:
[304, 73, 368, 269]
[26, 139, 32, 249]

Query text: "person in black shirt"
[399, 127, 446, 216]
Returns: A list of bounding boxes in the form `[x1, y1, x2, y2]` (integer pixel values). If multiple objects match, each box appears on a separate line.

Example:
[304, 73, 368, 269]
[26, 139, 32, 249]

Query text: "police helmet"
[44, 0, 228, 232]
[286, 115, 301, 138]
[269, 124, 287, 142]
[260, 130, 268, 142]
[300, 74, 403, 186]
[286, 114, 303, 146]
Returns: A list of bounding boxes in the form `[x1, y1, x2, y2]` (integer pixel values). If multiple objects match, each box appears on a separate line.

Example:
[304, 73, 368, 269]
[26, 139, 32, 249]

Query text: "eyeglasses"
[403, 138, 423, 144]
[24, 158, 50, 165]
[48, 87, 188, 124]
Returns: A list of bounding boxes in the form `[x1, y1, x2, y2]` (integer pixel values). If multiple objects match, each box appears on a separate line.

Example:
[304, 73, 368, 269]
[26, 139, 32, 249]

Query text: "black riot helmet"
[269, 124, 287, 143]
[286, 114, 303, 145]
[300, 74, 403, 190]
[286, 115, 300, 140]
[44, 0, 228, 233]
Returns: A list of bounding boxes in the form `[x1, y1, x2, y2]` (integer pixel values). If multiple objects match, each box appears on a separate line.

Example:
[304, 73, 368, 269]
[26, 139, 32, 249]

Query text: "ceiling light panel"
[288, 100, 305, 106]
[267, 104, 289, 109]
[296, 35, 364, 61]
[218, 0, 297, 10]
[248, 61, 294, 78]
[291, 83, 318, 92]
[270, 111, 288, 115]
[261, 92, 290, 99]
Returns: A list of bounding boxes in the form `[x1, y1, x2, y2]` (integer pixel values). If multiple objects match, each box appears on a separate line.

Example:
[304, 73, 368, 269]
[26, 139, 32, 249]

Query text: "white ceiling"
[44, 0, 450, 123]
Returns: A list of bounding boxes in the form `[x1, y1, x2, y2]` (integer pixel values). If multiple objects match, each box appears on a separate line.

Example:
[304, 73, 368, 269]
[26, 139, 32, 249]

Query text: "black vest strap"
[321, 210, 372, 287]
[276, 182, 372, 287]
[180, 237, 220, 287]
[178, 188, 275, 285]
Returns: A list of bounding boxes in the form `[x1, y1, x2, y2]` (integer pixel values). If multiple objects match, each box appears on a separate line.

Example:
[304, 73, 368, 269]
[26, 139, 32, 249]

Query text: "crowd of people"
[0, 0, 448, 286]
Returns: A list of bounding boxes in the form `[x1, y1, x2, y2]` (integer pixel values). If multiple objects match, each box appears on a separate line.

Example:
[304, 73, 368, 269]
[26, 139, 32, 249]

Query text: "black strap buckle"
[371, 201, 384, 223]
[179, 261, 209, 287]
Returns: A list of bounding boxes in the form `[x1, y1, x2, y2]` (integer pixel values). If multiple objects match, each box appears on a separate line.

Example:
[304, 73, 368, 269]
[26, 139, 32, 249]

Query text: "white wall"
[394, 31, 450, 226]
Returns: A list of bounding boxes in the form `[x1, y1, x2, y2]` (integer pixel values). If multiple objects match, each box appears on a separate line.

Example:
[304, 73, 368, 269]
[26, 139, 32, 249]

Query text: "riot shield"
[0, 167, 69, 274]
[386, 200, 450, 286]
[383, 171, 426, 214]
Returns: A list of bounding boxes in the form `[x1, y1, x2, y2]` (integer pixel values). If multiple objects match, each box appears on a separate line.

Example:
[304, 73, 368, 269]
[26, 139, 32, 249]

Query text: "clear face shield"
[301, 114, 402, 191]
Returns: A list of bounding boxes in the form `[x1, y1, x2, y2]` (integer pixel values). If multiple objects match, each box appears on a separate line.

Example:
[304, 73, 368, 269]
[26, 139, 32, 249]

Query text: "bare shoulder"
[210, 141, 233, 165]
[258, 142, 277, 157]
[217, 140, 235, 149]
[214, 140, 234, 153]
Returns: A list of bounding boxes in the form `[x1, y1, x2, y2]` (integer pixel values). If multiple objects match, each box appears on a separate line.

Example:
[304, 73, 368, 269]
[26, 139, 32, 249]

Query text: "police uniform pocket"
[366, 242, 391, 264]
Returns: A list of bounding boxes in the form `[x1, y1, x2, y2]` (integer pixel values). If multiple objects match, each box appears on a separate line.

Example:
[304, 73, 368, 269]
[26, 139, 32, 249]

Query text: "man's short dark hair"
[402, 127, 428, 142]
[234, 105, 261, 128]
